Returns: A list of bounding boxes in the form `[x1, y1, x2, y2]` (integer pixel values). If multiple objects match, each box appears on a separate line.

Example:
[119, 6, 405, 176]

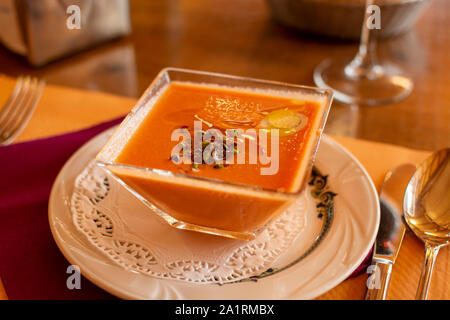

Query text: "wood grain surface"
[0, 0, 448, 151]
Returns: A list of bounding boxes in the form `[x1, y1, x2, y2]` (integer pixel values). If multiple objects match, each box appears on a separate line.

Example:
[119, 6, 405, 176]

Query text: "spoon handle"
[416, 244, 440, 300]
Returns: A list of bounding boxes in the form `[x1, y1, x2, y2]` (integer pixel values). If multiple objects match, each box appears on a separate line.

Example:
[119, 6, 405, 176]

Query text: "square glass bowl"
[96, 68, 333, 240]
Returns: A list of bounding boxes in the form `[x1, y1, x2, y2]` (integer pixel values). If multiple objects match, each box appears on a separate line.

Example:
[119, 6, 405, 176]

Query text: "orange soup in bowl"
[96, 68, 332, 240]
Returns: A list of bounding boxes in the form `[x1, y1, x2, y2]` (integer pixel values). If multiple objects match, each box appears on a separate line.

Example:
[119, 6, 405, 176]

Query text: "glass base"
[314, 58, 413, 106]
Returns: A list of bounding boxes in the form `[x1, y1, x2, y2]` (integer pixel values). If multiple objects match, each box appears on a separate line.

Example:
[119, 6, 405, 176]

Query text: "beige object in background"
[0, 0, 131, 66]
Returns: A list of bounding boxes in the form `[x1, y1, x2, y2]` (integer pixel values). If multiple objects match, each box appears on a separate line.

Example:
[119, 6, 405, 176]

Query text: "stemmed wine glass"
[313, 0, 413, 106]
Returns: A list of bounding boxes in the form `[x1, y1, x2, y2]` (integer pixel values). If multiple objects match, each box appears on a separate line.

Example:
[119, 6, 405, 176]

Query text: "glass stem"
[345, 0, 381, 79]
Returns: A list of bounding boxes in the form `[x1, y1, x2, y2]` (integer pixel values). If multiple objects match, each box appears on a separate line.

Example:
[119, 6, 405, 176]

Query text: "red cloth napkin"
[348, 248, 373, 278]
[0, 118, 372, 299]
[0, 118, 123, 299]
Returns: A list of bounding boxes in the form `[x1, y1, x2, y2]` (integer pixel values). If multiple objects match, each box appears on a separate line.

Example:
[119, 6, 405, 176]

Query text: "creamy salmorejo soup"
[99, 80, 328, 238]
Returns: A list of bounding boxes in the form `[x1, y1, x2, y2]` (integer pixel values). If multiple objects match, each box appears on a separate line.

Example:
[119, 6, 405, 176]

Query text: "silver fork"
[0, 76, 45, 145]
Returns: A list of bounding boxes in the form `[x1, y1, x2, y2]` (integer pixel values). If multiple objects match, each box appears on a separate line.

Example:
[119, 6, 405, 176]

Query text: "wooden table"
[0, 0, 448, 300]
[0, 0, 448, 151]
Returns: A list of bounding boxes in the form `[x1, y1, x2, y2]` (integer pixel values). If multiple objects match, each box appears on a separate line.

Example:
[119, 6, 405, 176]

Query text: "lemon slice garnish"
[267, 109, 302, 128]
[258, 109, 308, 136]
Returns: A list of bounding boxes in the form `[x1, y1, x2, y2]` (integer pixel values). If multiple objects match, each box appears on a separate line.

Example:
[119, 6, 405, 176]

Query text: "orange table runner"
[0, 74, 448, 300]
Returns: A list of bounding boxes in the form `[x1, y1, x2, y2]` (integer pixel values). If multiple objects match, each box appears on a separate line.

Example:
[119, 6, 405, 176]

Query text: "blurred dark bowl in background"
[266, 0, 430, 40]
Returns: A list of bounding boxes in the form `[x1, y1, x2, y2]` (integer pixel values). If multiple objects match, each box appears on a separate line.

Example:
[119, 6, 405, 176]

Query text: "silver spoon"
[403, 148, 450, 300]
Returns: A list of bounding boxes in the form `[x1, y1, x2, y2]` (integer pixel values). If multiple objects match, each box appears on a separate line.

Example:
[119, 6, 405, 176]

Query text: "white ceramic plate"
[49, 128, 379, 300]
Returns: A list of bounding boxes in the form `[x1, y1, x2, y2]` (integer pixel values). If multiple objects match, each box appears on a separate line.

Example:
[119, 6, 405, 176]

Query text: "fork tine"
[0, 77, 33, 139]
[0, 78, 45, 145]
[6, 79, 45, 139]
[0, 76, 27, 125]
[3, 77, 39, 133]
[0, 77, 37, 141]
